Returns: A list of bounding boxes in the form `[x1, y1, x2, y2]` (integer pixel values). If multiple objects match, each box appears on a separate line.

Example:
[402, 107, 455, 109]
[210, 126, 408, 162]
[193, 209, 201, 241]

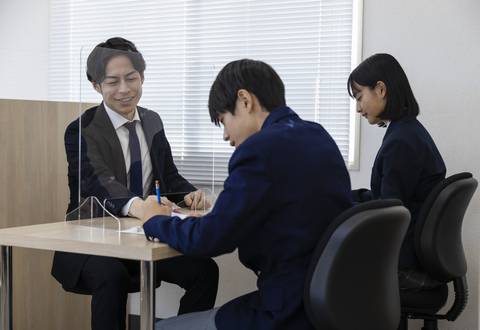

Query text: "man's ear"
[92, 82, 102, 94]
[375, 81, 387, 98]
[237, 89, 254, 112]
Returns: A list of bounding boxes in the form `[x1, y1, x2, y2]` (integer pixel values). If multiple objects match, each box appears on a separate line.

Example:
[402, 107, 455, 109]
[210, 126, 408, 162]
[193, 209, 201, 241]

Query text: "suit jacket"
[370, 117, 446, 269]
[143, 107, 353, 330]
[52, 103, 196, 289]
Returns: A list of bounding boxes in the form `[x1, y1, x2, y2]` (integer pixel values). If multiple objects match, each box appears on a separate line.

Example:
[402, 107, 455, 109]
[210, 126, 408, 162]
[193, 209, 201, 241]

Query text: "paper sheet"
[120, 226, 144, 235]
[119, 210, 195, 235]
[172, 210, 189, 219]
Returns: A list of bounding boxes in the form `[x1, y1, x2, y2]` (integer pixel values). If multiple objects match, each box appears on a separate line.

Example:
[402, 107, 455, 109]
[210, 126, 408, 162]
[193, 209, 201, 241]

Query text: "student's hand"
[184, 190, 211, 210]
[128, 196, 173, 219]
[145, 195, 174, 208]
[140, 197, 172, 224]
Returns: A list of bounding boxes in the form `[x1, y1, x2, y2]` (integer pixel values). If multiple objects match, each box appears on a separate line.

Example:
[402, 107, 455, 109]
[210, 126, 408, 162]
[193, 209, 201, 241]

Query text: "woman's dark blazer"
[365, 117, 446, 269]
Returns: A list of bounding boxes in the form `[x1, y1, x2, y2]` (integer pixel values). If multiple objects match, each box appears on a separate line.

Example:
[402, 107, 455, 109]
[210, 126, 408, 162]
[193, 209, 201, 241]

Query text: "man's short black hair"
[347, 53, 419, 121]
[86, 37, 146, 83]
[208, 59, 286, 125]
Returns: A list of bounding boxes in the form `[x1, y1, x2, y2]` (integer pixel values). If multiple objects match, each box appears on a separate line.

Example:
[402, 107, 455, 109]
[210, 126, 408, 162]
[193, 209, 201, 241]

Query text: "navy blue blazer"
[52, 104, 196, 289]
[370, 117, 446, 269]
[143, 107, 352, 330]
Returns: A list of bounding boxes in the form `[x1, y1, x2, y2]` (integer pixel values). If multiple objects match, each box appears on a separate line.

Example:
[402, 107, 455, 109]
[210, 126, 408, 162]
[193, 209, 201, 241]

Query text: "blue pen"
[155, 180, 161, 204]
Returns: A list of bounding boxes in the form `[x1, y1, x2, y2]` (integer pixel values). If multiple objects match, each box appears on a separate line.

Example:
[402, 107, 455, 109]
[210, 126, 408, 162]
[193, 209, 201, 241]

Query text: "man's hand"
[184, 190, 211, 210]
[140, 197, 172, 223]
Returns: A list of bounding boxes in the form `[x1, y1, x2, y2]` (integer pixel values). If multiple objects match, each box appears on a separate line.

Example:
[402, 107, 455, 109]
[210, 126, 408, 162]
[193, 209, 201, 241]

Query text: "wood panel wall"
[0, 99, 93, 330]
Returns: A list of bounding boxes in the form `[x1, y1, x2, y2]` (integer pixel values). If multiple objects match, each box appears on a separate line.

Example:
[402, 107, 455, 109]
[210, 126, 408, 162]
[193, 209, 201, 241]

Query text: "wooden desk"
[0, 218, 180, 330]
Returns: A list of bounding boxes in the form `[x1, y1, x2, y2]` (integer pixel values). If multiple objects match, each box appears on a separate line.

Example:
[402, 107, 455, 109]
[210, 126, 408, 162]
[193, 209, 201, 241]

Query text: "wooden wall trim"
[0, 99, 95, 330]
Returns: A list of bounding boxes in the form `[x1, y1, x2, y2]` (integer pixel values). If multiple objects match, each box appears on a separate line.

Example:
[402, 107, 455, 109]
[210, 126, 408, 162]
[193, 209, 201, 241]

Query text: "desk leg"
[0, 246, 12, 330]
[140, 260, 155, 330]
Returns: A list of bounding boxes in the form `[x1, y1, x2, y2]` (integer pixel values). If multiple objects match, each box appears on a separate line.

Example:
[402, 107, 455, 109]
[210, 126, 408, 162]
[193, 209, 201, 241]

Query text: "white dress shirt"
[104, 103, 153, 215]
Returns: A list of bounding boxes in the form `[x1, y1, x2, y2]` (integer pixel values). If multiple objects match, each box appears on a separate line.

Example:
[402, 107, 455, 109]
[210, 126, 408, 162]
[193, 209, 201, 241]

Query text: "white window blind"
[48, 0, 362, 185]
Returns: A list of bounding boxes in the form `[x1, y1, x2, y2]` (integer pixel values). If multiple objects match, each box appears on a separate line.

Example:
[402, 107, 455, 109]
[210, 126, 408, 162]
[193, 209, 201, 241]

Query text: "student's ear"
[92, 82, 102, 94]
[375, 81, 387, 98]
[237, 89, 253, 112]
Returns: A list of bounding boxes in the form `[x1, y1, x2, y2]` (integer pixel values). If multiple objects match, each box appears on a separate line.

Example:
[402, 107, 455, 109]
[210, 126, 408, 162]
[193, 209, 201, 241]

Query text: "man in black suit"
[51, 37, 218, 330]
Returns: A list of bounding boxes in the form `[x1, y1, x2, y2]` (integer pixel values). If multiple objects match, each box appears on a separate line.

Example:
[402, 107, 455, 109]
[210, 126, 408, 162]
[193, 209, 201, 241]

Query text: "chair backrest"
[304, 199, 410, 330]
[415, 172, 478, 282]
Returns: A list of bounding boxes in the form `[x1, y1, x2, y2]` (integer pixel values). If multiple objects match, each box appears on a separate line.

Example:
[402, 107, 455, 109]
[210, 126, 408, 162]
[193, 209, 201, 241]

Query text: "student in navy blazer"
[348, 54, 446, 284]
[136, 59, 353, 330]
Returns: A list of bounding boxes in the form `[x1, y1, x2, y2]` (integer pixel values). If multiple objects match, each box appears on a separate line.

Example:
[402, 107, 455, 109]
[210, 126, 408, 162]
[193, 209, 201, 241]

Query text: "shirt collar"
[261, 106, 298, 129]
[103, 102, 140, 130]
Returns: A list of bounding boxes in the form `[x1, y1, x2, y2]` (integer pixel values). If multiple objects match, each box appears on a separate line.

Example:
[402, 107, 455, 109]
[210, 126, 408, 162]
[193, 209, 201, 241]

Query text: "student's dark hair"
[347, 53, 419, 120]
[208, 59, 286, 125]
[86, 37, 146, 83]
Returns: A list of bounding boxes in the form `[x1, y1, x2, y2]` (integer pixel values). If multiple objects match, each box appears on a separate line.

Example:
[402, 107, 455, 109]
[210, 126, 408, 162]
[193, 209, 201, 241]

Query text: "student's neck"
[256, 109, 270, 130]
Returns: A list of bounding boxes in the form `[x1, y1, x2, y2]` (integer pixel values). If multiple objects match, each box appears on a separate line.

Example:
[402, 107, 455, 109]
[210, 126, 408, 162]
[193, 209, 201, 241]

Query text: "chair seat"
[401, 284, 448, 315]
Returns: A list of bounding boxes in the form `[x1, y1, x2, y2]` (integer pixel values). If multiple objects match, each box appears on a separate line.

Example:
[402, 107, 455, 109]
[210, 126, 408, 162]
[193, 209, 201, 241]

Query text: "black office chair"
[399, 172, 478, 330]
[304, 199, 410, 330]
